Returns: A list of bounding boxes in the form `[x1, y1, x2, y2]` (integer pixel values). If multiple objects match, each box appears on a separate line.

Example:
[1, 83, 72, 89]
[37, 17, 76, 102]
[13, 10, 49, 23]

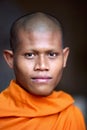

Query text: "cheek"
[13, 59, 25, 75]
[14, 58, 33, 72]
[50, 60, 63, 75]
[53, 68, 63, 80]
[51, 62, 63, 86]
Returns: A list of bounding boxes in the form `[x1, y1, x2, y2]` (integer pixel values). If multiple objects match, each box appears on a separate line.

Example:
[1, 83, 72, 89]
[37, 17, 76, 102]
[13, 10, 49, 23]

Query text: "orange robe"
[0, 80, 86, 130]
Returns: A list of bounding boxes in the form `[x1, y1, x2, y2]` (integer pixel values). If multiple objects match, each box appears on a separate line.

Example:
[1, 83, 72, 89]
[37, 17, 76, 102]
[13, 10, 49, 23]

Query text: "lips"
[31, 76, 52, 83]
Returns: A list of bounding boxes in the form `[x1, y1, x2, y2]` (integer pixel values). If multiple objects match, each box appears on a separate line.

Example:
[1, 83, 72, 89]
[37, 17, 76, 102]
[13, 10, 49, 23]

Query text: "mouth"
[31, 76, 52, 83]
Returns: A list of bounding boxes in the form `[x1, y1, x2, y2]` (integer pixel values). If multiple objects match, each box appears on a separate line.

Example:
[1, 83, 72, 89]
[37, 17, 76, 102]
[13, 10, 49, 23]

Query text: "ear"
[63, 47, 70, 68]
[3, 50, 14, 69]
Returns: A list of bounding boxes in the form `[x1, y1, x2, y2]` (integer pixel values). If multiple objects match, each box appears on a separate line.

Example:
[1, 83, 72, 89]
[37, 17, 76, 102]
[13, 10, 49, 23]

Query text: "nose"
[34, 55, 49, 71]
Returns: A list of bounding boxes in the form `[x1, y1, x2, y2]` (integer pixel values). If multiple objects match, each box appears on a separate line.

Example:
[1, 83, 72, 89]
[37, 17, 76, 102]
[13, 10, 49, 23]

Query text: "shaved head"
[10, 12, 63, 52]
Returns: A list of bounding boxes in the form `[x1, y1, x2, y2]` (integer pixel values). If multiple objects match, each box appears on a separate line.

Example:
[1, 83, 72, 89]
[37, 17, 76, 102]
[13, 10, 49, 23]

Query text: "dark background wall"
[0, 0, 87, 124]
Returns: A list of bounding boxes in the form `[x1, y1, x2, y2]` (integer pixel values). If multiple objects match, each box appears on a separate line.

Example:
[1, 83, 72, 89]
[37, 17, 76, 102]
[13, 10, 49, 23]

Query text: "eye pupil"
[48, 52, 58, 58]
[26, 53, 33, 57]
[28, 53, 33, 56]
[25, 53, 35, 59]
[50, 52, 55, 56]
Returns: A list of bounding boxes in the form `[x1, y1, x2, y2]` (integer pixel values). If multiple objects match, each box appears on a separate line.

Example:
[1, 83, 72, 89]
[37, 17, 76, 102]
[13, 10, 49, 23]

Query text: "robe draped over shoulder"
[0, 80, 86, 130]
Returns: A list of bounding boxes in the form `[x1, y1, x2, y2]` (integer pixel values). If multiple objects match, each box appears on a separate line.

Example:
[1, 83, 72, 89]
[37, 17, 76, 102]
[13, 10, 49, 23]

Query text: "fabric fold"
[0, 80, 86, 130]
[0, 80, 74, 117]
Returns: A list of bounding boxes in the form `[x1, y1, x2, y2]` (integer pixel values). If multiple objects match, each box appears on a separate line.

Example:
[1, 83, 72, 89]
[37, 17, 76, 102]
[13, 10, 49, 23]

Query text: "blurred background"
[0, 0, 87, 125]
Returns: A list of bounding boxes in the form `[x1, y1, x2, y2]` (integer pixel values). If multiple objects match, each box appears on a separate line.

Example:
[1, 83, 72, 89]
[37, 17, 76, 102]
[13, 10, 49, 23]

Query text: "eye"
[24, 52, 36, 59]
[48, 52, 59, 58]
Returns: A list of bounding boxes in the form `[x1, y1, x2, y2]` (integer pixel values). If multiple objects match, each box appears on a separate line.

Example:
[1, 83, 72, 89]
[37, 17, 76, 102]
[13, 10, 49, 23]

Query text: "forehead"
[17, 29, 63, 51]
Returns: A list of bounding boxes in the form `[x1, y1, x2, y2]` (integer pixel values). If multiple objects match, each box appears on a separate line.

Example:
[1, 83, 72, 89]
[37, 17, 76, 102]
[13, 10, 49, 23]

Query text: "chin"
[31, 89, 53, 97]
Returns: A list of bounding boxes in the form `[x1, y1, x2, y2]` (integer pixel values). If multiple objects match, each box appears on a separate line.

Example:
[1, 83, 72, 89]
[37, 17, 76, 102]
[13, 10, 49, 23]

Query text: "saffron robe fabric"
[0, 80, 86, 130]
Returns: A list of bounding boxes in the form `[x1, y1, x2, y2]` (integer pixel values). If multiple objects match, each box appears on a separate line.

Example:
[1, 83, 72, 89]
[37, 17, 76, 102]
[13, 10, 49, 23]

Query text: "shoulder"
[60, 103, 86, 130]
[65, 104, 84, 121]
[56, 91, 86, 129]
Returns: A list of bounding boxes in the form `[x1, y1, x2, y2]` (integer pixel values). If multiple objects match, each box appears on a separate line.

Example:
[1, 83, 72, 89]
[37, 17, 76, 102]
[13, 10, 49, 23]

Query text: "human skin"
[3, 30, 69, 96]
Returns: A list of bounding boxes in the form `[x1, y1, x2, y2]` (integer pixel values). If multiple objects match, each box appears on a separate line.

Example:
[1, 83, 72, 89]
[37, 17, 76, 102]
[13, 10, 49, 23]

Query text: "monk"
[0, 12, 86, 130]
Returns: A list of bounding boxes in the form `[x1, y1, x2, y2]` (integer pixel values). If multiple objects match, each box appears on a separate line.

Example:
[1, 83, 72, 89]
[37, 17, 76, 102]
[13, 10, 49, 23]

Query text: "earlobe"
[3, 50, 14, 69]
[63, 47, 70, 68]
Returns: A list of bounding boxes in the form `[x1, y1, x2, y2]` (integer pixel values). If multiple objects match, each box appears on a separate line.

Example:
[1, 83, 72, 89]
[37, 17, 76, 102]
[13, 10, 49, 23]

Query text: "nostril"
[34, 63, 49, 71]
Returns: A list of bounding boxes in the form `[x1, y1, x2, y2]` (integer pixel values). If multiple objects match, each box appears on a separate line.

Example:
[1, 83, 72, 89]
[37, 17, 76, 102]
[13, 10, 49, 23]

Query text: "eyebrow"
[24, 48, 61, 53]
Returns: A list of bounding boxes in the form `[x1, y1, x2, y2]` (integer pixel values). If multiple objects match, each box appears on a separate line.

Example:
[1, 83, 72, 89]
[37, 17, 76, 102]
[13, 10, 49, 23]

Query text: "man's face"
[11, 30, 69, 96]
